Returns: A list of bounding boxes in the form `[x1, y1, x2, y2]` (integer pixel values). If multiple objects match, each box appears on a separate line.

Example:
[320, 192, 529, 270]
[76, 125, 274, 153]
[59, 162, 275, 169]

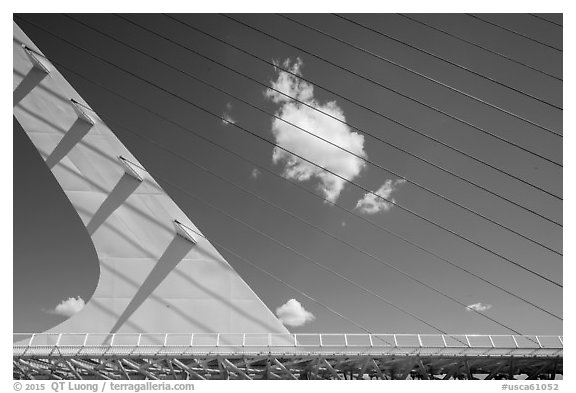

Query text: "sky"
[13, 13, 562, 336]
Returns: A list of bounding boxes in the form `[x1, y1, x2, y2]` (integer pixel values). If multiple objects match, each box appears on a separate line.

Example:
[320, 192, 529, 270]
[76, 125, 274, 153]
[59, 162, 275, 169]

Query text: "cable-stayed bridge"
[13, 14, 562, 381]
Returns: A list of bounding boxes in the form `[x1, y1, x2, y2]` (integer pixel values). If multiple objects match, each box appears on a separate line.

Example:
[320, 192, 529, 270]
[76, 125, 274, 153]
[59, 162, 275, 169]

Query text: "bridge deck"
[14, 333, 563, 357]
[14, 334, 562, 380]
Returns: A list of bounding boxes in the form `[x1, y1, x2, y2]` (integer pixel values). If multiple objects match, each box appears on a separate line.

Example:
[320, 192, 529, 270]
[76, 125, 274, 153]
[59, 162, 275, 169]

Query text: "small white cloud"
[341, 221, 347, 227]
[44, 296, 85, 317]
[275, 299, 315, 327]
[265, 58, 367, 203]
[251, 168, 261, 179]
[466, 302, 493, 312]
[355, 179, 406, 215]
[221, 102, 235, 125]
[221, 113, 235, 125]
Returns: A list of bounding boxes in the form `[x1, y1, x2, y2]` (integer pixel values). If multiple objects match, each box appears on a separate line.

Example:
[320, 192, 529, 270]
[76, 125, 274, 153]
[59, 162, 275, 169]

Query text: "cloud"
[465, 302, 493, 312]
[44, 296, 85, 317]
[251, 168, 261, 179]
[264, 58, 367, 203]
[221, 102, 235, 125]
[221, 113, 235, 125]
[355, 179, 406, 215]
[275, 299, 315, 327]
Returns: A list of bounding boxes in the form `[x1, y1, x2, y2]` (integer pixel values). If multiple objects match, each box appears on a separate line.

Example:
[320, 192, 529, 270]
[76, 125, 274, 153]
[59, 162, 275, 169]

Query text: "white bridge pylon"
[13, 22, 289, 340]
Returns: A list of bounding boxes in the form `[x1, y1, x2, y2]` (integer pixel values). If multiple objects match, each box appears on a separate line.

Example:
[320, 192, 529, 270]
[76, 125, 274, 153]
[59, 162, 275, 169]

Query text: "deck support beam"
[13, 354, 563, 380]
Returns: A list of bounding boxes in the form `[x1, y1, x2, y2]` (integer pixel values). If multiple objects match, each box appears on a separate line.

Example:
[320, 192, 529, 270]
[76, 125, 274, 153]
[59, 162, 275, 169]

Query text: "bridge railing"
[13, 333, 562, 357]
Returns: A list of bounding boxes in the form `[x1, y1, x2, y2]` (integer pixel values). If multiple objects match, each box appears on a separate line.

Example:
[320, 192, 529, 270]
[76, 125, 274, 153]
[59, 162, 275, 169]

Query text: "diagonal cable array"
[165, 13, 563, 209]
[223, 14, 562, 165]
[120, 152, 454, 338]
[528, 14, 563, 27]
[280, 13, 562, 135]
[59, 96, 529, 335]
[466, 14, 562, 52]
[162, 14, 563, 202]
[148, 160, 526, 336]
[398, 14, 561, 82]
[65, 15, 561, 255]
[227, 256, 396, 339]
[107, 109, 565, 329]
[192, 230, 396, 337]
[333, 14, 562, 110]
[16, 15, 561, 289]
[34, 52, 561, 322]
[95, 108, 532, 334]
